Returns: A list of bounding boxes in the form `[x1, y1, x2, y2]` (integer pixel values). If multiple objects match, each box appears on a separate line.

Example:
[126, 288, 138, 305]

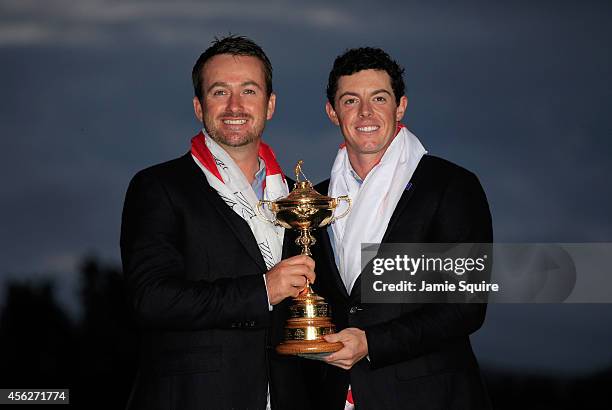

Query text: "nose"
[358, 100, 372, 118]
[226, 92, 243, 113]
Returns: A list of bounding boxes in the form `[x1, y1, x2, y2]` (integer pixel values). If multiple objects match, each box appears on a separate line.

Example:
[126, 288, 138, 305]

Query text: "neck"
[346, 150, 385, 180]
[223, 141, 261, 184]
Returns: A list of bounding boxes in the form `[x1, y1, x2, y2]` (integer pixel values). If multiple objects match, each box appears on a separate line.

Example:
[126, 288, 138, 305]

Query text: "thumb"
[324, 333, 341, 343]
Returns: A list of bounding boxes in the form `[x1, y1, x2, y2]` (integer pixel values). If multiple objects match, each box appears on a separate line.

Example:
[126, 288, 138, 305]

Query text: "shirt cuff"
[262, 274, 273, 311]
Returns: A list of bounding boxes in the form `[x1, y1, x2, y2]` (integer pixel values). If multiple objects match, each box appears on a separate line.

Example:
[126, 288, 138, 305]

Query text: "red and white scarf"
[191, 131, 288, 270]
[329, 125, 427, 293]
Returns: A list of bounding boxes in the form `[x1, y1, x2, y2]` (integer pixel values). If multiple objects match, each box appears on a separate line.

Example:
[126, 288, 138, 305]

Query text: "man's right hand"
[265, 255, 315, 305]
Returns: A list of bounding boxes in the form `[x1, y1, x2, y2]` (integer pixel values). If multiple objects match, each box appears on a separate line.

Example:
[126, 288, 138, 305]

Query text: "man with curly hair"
[312, 47, 493, 409]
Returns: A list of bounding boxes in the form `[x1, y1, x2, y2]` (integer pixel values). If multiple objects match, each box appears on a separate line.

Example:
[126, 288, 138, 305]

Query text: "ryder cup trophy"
[257, 161, 351, 356]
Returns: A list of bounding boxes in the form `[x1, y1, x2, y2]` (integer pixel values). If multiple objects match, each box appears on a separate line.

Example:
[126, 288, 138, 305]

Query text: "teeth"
[223, 119, 247, 125]
[357, 126, 379, 132]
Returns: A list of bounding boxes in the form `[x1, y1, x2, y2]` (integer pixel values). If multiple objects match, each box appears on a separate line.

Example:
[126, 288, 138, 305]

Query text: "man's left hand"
[323, 328, 368, 370]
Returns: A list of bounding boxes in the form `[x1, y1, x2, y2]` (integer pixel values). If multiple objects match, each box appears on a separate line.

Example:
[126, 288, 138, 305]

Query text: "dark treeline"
[0, 258, 137, 408]
[0, 258, 609, 409]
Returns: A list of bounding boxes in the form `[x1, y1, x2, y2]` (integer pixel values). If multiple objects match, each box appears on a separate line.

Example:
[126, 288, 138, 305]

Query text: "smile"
[356, 125, 379, 132]
[223, 119, 247, 125]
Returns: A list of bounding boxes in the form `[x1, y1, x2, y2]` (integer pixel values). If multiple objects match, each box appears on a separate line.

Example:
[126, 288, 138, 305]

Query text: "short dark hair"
[326, 47, 405, 108]
[192, 35, 273, 100]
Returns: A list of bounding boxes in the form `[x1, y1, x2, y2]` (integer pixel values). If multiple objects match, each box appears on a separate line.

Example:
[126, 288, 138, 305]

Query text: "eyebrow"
[337, 89, 393, 101]
[206, 80, 263, 93]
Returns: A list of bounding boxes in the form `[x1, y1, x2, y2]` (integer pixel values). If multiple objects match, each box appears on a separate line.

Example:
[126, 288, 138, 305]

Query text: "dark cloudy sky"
[1, 0, 611, 374]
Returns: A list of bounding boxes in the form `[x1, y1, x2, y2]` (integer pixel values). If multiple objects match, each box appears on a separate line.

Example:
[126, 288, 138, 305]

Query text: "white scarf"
[329, 126, 427, 293]
[190, 131, 288, 270]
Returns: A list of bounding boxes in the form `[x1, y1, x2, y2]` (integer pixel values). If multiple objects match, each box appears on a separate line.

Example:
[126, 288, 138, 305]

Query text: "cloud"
[0, 0, 359, 46]
[5, 0, 593, 48]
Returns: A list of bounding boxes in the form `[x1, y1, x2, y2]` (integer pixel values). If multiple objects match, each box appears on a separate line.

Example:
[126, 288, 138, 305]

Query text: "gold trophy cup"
[257, 161, 351, 356]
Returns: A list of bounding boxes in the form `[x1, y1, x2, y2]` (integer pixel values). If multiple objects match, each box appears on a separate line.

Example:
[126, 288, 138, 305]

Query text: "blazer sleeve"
[120, 170, 271, 331]
[365, 170, 493, 369]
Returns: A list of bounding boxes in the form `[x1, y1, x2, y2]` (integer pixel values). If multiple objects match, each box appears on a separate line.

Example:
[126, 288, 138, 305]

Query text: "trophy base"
[297, 352, 332, 361]
[276, 340, 344, 356]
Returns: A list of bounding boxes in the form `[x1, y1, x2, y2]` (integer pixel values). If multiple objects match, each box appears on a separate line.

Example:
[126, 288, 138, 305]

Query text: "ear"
[266, 93, 276, 120]
[193, 97, 204, 122]
[395, 95, 408, 122]
[325, 102, 340, 126]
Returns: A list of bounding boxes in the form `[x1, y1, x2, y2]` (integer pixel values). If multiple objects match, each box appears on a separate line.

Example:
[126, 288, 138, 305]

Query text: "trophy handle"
[256, 200, 279, 225]
[330, 195, 352, 223]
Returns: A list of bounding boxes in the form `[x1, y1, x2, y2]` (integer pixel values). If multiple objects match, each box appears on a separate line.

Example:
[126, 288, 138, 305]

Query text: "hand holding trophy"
[257, 161, 351, 357]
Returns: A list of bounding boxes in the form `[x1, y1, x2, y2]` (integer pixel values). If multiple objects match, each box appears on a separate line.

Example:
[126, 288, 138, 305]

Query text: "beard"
[203, 112, 263, 148]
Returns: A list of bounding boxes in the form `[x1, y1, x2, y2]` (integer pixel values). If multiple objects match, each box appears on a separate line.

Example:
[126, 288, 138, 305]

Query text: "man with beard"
[312, 47, 493, 409]
[120, 35, 315, 409]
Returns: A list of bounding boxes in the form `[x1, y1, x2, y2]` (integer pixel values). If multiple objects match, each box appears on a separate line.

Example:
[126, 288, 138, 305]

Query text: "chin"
[209, 129, 254, 146]
[359, 142, 385, 153]
[221, 138, 254, 148]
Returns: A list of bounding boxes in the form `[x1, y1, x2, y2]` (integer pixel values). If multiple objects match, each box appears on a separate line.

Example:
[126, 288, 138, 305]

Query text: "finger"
[327, 360, 352, 370]
[301, 255, 315, 270]
[284, 255, 313, 266]
[278, 265, 313, 279]
[283, 281, 308, 299]
[276, 265, 308, 287]
[289, 256, 316, 274]
[303, 269, 316, 284]
[323, 333, 341, 343]
[333, 359, 353, 367]
[289, 275, 307, 288]
[325, 347, 352, 362]
[282, 266, 315, 286]
[328, 329, 352, 340]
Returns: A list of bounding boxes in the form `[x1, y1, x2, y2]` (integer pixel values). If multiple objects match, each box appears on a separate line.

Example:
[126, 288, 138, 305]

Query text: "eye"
[343, 98, 358, 105]
[212, 89, 227, 96]
[243, 89, 256, 95]
[373, 95, 387, 103]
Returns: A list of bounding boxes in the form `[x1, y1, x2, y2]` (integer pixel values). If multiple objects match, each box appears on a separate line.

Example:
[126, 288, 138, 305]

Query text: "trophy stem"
[296, 228, 316, 256]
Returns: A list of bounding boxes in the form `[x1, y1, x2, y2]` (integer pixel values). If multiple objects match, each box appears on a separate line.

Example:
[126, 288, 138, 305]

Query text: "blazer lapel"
[317, 180, 350, 299]
[321, 228, 349, 299]
[347, 182, 416, 300]
[184, 155, 268, 272]
[380, 181, 416, 244]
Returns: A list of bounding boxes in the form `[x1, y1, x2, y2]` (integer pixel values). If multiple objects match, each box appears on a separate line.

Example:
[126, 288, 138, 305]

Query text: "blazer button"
[349, 306, 358, 314]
